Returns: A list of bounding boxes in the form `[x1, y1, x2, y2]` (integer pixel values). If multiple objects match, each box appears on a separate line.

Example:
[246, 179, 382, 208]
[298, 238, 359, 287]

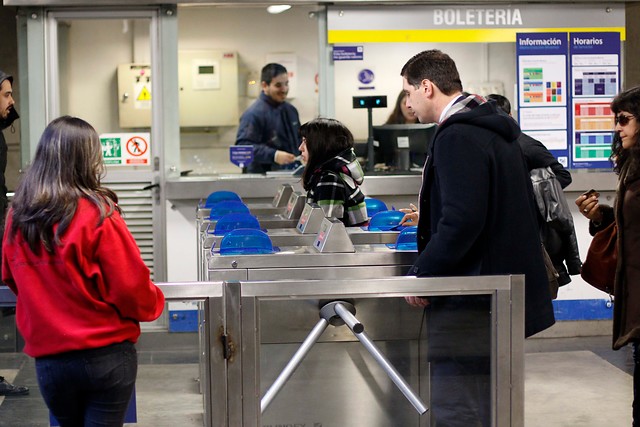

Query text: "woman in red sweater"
[2, 116, 165, 426]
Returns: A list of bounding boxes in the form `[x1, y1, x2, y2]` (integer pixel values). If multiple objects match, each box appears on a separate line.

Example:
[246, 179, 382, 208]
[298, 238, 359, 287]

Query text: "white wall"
[64, 19, 141, 134]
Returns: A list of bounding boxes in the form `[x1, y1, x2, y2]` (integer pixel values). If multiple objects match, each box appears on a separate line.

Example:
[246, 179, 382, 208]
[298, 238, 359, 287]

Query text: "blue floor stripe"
[552, 299, 613, 321]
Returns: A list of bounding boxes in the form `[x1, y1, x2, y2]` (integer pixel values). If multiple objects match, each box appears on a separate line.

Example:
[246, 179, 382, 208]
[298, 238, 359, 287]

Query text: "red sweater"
[2, 198, 165, 358]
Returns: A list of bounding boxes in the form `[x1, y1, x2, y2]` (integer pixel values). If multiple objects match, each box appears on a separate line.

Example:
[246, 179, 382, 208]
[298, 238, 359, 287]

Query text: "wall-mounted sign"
[100, 133, 151, 166]
[333, 46, 364, 61]
[517, 32, 570, 166]
[328, 4, 625, 43]
[570, 32, 620, 169]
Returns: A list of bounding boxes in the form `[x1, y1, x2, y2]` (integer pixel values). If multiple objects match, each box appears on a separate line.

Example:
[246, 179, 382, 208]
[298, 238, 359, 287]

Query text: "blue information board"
[516, 32, 571, 168]
[569, 32, 620, 169]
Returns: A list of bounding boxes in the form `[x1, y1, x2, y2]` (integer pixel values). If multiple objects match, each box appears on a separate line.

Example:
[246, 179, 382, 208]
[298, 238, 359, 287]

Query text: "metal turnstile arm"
[260, 301, 428, 415]
[333, 303, 428, 415]
[260, 317, 329, 413]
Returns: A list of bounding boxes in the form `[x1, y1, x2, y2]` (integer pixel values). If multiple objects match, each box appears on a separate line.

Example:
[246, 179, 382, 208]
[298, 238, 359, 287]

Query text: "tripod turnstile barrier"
[156, 275, 525, 427]
[261, 300, 428, 415]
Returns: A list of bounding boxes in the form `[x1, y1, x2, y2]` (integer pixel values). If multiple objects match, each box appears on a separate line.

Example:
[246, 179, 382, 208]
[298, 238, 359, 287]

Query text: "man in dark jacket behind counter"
[0, 69, 29, 397]
[400, 50, 554, 427]
[235, 63, 301, 174]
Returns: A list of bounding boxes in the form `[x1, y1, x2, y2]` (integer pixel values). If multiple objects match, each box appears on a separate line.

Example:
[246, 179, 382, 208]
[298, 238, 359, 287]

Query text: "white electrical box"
[117, 64, 152, 128]
[178, 49, 239, 127]
[117, 50, 239, 128]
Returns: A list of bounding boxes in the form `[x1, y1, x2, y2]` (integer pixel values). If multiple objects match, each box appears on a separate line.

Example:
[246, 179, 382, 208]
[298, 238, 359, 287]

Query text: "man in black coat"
[0, 70, 28, 396]
[400, 50, 554, 426]
[0, 70, 16, 230]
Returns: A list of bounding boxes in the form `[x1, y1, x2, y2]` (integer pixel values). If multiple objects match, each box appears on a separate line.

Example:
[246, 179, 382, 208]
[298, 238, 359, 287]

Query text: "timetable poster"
[516, 33, 570, 167]
[570, 32, 621, 169]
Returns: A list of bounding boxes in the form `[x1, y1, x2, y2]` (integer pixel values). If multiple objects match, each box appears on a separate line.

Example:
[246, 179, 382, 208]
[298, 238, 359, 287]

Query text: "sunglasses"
[615, 113, 635, 126]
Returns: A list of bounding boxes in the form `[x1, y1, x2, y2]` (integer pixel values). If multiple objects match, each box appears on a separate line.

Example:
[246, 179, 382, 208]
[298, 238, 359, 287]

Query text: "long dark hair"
[300, 118, 354, 190]
[9, 116, 120, 253]
[610, 86, 640, 175]
[385, 91, 418, 125]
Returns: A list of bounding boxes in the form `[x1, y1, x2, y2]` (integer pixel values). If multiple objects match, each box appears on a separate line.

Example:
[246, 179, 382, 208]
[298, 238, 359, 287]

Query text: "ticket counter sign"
[100, 133, 151, 166]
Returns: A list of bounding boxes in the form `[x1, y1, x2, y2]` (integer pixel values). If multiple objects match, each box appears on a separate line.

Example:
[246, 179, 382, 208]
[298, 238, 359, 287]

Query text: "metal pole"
[260, 317, 329, 413]
[334, 303, 429, 415]
[366, 107, 375, 172]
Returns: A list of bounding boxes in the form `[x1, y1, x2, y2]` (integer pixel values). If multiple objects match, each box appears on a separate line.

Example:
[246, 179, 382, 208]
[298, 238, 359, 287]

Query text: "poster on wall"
[516, 33, 570, 167]
[569, 32, 621, 169]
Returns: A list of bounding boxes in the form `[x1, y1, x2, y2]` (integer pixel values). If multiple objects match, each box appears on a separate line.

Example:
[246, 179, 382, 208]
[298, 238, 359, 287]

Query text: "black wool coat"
[410, 100, 555, 338]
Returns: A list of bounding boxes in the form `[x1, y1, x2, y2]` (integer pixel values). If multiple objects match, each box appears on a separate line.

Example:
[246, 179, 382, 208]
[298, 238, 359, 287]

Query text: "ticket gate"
[167, 276, 524, 427]
[198, 217, 423, 425]
[196, 183, 295, 221]
[196, 185, 304, 233]
[196, 188, 308, 280]
[203, 203, 404, 258]
[205, 217, 418, 282]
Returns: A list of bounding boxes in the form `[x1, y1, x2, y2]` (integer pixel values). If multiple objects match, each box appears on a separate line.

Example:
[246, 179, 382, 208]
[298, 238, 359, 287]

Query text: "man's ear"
[420, 79, 433, 97]
[261, 81, 268, 93]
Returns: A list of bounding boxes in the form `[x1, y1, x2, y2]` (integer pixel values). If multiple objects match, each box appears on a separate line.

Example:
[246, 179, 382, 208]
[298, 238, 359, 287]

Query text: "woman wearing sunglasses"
[576, 86, 640, 426]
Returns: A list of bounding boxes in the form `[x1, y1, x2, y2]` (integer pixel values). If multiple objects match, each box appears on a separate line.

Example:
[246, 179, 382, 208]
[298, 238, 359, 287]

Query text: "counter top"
[165, 173, 423, 201]
[164, 170, 617, 202]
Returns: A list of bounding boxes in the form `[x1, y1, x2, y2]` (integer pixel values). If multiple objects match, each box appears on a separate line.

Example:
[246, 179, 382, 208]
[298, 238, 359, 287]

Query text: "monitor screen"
[372, 124, 437, 170]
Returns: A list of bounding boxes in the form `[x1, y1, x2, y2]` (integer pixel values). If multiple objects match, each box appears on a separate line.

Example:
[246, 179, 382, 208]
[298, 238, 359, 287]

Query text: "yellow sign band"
[328, 27, 626, 44]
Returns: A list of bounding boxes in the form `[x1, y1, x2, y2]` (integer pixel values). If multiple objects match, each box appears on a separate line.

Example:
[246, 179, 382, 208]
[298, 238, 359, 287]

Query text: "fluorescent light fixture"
[267, 5, 291, 14]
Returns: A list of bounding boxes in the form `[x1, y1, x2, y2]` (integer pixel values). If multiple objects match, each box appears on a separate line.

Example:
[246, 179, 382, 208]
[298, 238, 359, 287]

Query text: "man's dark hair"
[261, 63, 288, 85]
[487, 94, 511, 115]
[400, 50, 463, 96]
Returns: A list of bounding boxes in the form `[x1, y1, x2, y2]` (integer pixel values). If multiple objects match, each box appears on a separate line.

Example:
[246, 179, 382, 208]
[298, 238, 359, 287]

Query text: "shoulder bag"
[580, 222, 617, 294]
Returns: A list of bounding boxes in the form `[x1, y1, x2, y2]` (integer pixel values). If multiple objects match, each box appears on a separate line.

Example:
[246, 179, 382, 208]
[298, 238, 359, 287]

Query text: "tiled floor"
[0, 327, 634, 426]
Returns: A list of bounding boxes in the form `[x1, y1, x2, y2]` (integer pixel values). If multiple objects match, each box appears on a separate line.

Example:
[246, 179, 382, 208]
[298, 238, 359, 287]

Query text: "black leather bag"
[542, 243, 560, 299]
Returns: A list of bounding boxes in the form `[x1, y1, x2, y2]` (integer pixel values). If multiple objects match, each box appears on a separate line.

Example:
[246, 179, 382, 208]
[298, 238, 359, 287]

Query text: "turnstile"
[158, 276, 524, 427]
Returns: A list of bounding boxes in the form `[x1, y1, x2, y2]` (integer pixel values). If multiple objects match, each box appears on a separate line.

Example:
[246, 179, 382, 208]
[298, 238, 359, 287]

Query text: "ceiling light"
[267, 5, 291, 14]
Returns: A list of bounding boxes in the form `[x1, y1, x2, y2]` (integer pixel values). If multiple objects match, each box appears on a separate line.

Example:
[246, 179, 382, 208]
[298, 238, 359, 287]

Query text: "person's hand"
[399, 203, 419, 226]
[575, 190, 603, 222]
[274, 150, 296, 165]
[404, 296, 429, 307]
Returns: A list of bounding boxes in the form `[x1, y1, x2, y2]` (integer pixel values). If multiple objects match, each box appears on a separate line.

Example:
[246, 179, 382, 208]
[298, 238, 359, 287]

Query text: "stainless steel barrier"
[157, 275, 524, 427]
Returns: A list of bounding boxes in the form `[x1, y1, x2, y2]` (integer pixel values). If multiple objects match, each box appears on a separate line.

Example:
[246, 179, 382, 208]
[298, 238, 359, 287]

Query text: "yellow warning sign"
[137, 86, 151, 101]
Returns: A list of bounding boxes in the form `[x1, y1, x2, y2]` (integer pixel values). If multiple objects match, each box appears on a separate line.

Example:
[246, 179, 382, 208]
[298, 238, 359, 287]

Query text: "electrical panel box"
[117, 64, 152, 128]
[117, 50, 239, 128]
[178, 49, 239, 127]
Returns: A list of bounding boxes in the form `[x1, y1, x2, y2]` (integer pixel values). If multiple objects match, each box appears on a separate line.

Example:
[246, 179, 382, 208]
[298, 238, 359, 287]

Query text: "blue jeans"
[428, 296, 491, 427]
[36, 341, 137, 427]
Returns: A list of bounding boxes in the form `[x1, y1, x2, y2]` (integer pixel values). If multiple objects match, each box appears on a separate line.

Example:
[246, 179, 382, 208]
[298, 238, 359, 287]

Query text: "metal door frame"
[17, 5, 179, 281]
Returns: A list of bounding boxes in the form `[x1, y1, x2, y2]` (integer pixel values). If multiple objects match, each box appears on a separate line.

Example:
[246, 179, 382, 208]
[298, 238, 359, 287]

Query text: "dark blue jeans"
[427, 296, 492, 427]
[36, 341, 137, 427]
